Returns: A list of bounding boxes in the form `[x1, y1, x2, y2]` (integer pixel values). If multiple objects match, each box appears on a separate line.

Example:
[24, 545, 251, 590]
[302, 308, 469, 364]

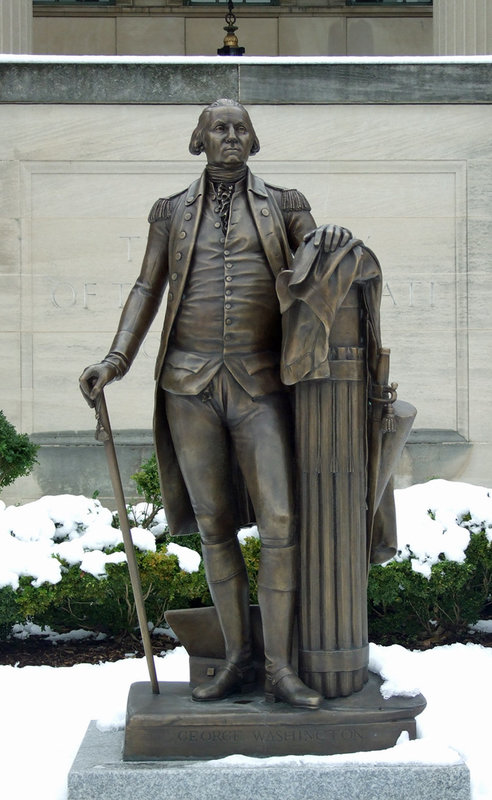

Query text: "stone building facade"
[4, 3, 492, 58]
[1, 3, 492, 505]
[30, 0, 434, 58]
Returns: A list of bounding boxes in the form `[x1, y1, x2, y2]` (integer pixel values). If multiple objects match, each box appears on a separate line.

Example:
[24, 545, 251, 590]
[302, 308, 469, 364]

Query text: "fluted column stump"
[296, 286, 369, 699]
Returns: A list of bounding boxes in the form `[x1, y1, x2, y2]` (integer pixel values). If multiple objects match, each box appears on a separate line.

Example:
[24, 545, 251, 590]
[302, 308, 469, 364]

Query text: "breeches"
[164, 367, 295, 549]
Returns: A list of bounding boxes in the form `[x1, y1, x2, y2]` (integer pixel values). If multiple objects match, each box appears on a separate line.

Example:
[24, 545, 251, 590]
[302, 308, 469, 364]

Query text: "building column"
[434, 0, 492, 55]
[0, 0, 32, 54]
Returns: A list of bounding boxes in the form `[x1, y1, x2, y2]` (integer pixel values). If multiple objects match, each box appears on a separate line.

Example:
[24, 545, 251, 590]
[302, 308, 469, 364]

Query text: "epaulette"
[280, 188, 311, 213]
[148, 191, 182, 224]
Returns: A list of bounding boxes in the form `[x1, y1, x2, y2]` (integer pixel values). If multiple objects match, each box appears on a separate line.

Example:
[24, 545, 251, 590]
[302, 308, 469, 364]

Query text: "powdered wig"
[189, 99, 260, 157]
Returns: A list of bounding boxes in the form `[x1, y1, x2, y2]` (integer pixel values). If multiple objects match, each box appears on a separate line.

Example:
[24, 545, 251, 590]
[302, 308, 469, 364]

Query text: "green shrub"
[0, 411, 39, 491]
[171, 532, 203, 555]
[3, 448, 491, 648]
[130, 452, 163, 529]
[240, 534, 261, 603]
[368, 529, 492, 646]
[3, 524, 490, 644]
[1, 527, 261, 640]
[0, 586, 20, 640]
[14, 543, 211, 637]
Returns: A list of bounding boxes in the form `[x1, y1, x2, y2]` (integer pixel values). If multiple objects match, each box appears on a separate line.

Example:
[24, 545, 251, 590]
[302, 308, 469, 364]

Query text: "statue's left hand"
[304, 224, 353, 253]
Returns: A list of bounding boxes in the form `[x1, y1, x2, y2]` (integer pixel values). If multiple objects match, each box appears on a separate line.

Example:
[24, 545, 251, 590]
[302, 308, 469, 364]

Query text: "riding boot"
[258, 544, 322, 710]
[192, 538, 254, 701]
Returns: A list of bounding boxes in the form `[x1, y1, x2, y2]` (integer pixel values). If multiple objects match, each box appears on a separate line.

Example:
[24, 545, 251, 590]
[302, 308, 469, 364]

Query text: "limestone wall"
[1, 58, 491, 504]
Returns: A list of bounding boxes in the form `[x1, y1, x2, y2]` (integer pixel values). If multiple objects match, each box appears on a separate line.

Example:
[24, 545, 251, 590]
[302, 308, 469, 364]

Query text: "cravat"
[213, 182, 234, 235]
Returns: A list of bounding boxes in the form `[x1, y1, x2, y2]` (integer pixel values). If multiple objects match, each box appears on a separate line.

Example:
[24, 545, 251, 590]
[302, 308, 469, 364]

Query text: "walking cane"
[93, 389, 160, 695]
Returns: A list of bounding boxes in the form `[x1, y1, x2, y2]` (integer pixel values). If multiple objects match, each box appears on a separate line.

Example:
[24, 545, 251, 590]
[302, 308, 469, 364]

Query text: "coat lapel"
[154, 172, 206, 380]
[247, 171, 291, 278]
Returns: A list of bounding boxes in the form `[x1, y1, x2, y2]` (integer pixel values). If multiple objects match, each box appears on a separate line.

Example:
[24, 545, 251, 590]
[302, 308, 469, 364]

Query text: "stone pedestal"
[434, 0, 492, 55]
[0, 0, 32, 54]
[68, 720, 471, 800]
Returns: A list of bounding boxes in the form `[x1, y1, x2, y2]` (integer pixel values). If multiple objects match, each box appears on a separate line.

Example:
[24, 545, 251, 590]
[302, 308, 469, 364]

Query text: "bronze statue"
[80, 99, 354, 709]
[80, 99, 410, 710]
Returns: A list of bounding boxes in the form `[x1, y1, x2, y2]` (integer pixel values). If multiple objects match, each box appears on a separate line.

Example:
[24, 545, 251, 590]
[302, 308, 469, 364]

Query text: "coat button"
[184, 212, 192, 220]
[214, 222, 221, 229]
[179, 231, 186, 239]
[171, 273, 178, 281]
[168, 292, 174, 301]
[261, 208, 270, 216]
[175, 252, 182, 261]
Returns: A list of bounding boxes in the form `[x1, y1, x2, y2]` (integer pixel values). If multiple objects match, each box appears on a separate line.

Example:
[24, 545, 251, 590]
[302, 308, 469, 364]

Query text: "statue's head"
[189, 99, 260, 167]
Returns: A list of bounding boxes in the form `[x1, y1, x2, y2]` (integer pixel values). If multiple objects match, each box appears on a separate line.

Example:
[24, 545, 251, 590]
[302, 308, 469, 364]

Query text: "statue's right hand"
[79, 362, 118, 409]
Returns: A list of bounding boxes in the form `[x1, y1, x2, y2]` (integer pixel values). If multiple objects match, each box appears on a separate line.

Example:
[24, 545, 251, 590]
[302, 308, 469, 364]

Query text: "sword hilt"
[93, 390, 111, 443]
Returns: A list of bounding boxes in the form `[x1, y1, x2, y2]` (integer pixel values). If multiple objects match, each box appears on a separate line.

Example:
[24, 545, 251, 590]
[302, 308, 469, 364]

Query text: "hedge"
[0, 455, 490, 647]
[0, 537, 264, 640]
[1, 525, 490, 647]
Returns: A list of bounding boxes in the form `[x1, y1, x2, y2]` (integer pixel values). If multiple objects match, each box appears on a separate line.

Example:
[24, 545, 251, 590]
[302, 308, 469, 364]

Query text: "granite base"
[68, 721, 471, 800]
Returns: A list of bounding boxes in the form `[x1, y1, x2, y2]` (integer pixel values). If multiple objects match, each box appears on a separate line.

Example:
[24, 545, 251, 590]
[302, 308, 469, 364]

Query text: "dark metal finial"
[217, 0, 245, 57]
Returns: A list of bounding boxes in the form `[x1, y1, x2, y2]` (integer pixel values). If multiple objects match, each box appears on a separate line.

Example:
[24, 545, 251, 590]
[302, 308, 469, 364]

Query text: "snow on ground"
[0, 480, 491, 798]
[1, 643, 491, 800]
[0, 648, 187, 800]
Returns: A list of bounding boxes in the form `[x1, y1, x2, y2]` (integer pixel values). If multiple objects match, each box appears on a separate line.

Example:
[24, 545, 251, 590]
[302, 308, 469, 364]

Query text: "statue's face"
[202, 106, 255, 169]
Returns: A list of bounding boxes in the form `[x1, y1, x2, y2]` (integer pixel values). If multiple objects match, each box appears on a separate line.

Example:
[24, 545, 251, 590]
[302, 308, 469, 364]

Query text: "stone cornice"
[1, 57, 491, 104]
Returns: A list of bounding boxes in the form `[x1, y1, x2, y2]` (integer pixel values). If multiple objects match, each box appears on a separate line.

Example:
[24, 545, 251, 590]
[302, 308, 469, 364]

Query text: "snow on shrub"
[0, 480, 491, 644]
[394, 479, 492, 578]
[0, 494, 193, 589]
[369, 480, 492, 645]
[166, 542, 201, 573]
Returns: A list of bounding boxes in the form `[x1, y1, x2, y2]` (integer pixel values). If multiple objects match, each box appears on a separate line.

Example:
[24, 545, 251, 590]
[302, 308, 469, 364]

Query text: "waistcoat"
[161, 182, 284, 397]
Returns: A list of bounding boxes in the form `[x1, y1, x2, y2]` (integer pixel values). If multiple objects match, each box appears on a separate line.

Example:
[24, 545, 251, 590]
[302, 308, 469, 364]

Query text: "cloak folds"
[277, 236, 414, 563]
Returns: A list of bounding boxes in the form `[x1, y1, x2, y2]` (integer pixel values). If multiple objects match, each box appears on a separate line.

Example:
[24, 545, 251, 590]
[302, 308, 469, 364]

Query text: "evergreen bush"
[0, 586, 19, 640]
[130, 453, 163, 529]
[367, 528, 492, 646]
[0, 410, 39, 491]
[15, 544, 211, 637]
[9, 535, 263, 639]
[1, 452, 490, 648]
[4, 524, 489, 644]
